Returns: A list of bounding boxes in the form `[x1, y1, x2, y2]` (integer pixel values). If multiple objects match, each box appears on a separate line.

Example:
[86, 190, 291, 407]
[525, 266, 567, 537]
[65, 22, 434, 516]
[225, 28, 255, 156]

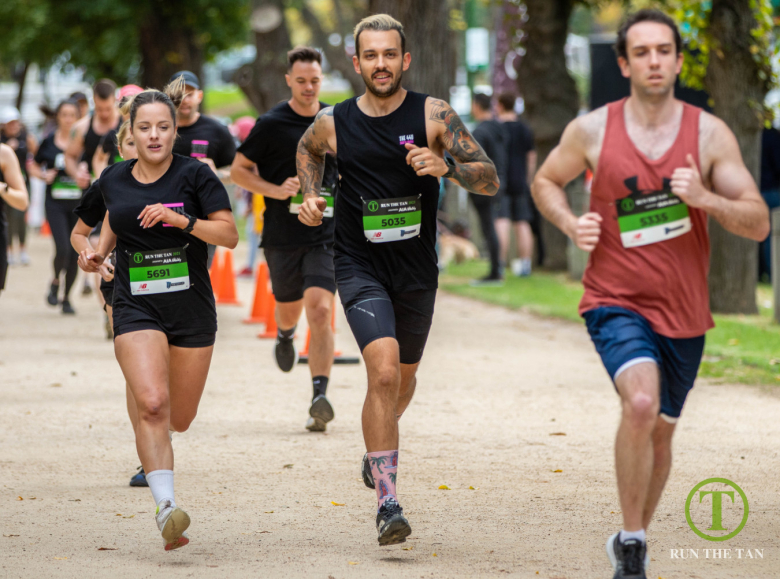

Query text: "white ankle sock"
[620, 528, 646, 543]
[146, 470, 175, 506]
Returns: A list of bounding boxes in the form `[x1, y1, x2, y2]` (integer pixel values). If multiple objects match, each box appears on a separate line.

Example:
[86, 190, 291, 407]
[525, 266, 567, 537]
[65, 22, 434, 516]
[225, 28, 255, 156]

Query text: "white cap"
[0, 106, 21, 124]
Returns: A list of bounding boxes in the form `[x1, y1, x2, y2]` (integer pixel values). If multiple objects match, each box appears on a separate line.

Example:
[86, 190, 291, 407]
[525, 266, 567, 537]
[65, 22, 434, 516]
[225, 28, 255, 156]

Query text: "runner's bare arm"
[82, 210, 118, 272]
[296, 107, 336, 226]
[71, 218, 96, 255]
[675, 114, 769, 241]
[0, 144, 29, 211]
[230, 152, 299, 200]
[65, 117, 88, 180]
[425, 98, 499, 195]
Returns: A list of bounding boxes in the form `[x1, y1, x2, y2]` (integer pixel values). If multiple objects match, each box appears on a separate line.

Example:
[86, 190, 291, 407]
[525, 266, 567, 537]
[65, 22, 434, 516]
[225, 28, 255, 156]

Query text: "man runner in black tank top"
[65, 79, 122, 191]
[297, 14, 499, 546]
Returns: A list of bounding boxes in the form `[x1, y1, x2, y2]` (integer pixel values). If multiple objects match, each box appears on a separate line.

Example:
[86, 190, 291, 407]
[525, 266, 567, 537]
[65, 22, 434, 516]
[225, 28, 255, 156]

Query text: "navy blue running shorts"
[583, 306, 705, 421]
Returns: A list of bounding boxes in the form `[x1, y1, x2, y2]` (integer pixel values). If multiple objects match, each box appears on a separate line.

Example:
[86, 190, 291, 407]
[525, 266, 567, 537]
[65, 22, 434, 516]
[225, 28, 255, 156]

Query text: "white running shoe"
[155, 500, 190, 551]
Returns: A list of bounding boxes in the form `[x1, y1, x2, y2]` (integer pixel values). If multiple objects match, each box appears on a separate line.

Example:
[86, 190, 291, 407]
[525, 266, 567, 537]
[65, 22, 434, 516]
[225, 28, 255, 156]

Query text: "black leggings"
[469, 193, 501, 277]
[45, 198, 80, 298]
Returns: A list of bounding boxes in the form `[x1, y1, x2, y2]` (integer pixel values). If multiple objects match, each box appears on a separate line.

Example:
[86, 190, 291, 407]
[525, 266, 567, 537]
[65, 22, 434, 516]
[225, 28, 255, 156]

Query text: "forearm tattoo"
[429, 99, 499, 195]
[296, 108, 333, 199]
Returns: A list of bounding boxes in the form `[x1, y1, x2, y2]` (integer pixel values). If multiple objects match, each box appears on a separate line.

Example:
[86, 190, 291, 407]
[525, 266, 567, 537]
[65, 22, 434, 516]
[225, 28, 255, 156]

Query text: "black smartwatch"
[181, 212, 197, 234]
[443, 155, 457, 178]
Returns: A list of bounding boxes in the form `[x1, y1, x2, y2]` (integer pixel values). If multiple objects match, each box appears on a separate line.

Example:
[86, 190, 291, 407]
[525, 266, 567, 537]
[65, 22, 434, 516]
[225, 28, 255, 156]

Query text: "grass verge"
[441, 260, 780, 386]
[204, 86, 353, 121]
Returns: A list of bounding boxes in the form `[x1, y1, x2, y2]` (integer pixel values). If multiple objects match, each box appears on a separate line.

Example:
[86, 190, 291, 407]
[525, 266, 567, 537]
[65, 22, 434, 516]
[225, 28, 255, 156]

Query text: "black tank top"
[333, 91, 439, 292]
[83, 115, 121, 175]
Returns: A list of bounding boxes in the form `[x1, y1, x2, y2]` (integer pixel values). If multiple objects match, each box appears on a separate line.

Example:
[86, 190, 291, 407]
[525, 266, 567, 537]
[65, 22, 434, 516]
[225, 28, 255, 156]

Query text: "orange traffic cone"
[209, 248, 223, 296]
[40, 220, 51, 237]
[242, 262, 269, 324]
[257, 293, 278, 339]
[215, 249, 241, 306]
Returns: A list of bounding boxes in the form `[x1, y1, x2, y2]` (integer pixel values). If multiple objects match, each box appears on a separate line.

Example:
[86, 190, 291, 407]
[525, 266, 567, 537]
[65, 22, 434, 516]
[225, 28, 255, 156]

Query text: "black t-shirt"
[34, 134, 81, 202]
[472, 119, 507, 196]
[503, 120, 535, 197]
[332, 91, 440, 292]
[73, 180, 106, 227]
[173, 115, 236, 169]
[237, 101, 338, 248]
[1, 128, 29, 179]
[98, 155, 232, 335]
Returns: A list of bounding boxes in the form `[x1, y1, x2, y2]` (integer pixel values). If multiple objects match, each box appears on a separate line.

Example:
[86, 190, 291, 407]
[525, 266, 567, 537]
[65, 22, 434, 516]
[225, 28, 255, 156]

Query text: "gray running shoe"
[361, 453, 375, 489]
[376, 498, 412, 546]
[306, 394, 334, 431]
[606, 532, 647, 579]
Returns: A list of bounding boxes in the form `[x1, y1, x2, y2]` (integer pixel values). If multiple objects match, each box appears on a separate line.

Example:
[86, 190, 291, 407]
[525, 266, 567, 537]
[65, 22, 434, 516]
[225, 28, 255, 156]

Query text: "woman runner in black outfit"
[79, 79, 238, 550]
[0, 143, 30, 293]
[29, 100, 81, 313]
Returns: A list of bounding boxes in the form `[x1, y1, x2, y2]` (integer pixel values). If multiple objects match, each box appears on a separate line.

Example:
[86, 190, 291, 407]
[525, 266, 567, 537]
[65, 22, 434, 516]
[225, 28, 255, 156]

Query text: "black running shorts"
[114, 320, 215, 348]
[264, 244, 337, 303]
[337, 272, 436, 365]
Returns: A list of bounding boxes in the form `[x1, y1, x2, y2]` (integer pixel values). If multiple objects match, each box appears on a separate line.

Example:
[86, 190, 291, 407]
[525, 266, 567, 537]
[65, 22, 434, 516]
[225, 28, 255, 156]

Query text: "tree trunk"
[138, 10, 205, 90]
[299, 1, 364, 97]
[234, 0, 292, 114]
[14, 61, 30, 111]
[367, 0, 456, 100]
[705, 0, 765, 314]
[516, 0, 580, 270]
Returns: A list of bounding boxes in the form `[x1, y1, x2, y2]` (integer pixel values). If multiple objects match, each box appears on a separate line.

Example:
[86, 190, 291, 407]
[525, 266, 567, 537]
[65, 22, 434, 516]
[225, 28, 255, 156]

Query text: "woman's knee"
[135, 391, 170, 423]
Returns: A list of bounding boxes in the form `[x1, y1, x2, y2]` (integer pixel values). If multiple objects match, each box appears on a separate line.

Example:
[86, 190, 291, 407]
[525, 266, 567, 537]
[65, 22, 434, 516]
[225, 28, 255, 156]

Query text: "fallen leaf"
[122, 515, 134, 519]
[3, 534, 19, 537]
[264, 511, 274, 514]
[50, 383, 62, 388]
[402, 545, 414, 551]
[16, 496, 23, 501]
[28, 497, 36, 500]
[331, 501, 345, 506]
[432, 553, 438, 557]
[550, 432, 566, 436]
[348, 561, 359, 565]
[54, 557, 67, 560]
[468, 486, 479, 490]
[97, 547, 117, 551]
[283, 464, 294, 469]
[258, 531, 270, 534]
[68, 499, 81, 502]
[207, 565, 218, 568]
[552, 469, 563, 473]
[438, 485, 450, 490]
[115, 514, 122, 517]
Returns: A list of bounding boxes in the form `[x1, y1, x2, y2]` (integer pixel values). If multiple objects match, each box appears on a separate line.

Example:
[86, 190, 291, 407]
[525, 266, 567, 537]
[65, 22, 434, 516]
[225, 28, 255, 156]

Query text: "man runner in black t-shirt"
[231, 47, 339, 432]
[297, 14, 498, 546]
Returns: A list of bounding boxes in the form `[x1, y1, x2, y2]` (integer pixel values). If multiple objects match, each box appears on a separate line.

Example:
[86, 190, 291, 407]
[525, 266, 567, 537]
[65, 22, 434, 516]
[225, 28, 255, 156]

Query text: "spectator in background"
[231, 116, 263, 278]
[496, 92, 537, 277]
[469, 93, 507, 285]
[69, 92, 90, 120]
[759, 125, 780, 281]
[1, 106, 38, 266]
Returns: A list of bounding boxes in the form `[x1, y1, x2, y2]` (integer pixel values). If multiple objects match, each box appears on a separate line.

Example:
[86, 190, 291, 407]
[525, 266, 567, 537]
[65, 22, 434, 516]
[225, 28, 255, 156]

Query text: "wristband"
[182, 212, 197, 234]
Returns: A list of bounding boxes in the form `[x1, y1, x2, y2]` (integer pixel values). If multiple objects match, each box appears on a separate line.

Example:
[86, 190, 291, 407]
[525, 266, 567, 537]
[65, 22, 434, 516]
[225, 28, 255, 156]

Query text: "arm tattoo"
[429, 98, 499, 195]
[296, 108, 332, 199]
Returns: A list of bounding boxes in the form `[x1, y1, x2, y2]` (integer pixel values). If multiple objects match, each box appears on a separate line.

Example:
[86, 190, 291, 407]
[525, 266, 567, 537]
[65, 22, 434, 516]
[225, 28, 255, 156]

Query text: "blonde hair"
[121, 76, 186, 127]
[353, 14, 405, 56]
[115, 120, 131, 154]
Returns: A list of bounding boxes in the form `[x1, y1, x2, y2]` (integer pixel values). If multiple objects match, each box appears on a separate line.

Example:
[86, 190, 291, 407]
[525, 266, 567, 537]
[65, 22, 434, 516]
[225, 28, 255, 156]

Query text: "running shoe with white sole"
[155, 500, 190, 551]
[129, 466, 148, 487]
[376, 498, 412, 546]
[306, 394, 334, 431]
[361, 453, 375, 489]
[274, 336, 298, 372]
[606, 532, 648, 579]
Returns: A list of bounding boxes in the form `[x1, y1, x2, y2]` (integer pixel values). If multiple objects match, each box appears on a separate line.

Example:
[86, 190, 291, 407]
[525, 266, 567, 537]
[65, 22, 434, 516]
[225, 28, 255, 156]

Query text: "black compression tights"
[46, 200, 80, 298]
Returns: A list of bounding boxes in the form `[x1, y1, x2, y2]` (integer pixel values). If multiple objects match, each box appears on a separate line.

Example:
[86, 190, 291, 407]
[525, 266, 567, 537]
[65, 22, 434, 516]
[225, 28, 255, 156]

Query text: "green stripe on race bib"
[129, 261, 190, 283]
[617, 202, 690, 233]
[362, 211, 422, 230]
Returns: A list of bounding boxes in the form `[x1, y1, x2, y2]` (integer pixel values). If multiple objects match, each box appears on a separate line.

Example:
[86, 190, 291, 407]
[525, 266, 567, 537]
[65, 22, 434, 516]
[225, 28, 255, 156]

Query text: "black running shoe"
[376, 498, 412, 546]
[361, 453, 375, 489]
[274, 336, 298, 372]
[606, 533, 647, 579]
[62, 300, 76, 315]
[129, 466, 148, 487]
[47, 283, 58, 306]
[306, 394, 334, 432]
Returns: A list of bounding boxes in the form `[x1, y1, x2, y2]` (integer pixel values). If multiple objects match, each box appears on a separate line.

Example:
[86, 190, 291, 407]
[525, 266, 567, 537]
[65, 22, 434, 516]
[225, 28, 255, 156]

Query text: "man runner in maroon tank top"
[532, 10, 768, 579]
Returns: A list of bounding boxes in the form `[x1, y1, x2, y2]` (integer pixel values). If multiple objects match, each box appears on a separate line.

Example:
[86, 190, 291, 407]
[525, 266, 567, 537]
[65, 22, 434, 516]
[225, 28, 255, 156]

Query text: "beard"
[362, 67, 404, 99]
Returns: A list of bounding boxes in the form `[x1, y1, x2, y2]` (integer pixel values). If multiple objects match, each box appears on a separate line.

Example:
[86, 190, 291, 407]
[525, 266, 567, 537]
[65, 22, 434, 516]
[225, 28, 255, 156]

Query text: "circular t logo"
[685, 478, 748, 542]
[133, 253, 144, 264]
[621, 198, 635, 212]
[368, 201, 379, 212]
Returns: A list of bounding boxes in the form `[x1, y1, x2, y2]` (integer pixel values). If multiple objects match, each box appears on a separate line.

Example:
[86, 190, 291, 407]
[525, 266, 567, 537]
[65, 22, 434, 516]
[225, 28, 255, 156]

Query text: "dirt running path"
[2, 235, 779, 578]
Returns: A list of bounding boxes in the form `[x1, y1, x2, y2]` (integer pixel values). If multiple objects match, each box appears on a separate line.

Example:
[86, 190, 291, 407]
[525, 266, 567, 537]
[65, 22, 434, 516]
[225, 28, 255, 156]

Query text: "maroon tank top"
[579, 98, 714, 338]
